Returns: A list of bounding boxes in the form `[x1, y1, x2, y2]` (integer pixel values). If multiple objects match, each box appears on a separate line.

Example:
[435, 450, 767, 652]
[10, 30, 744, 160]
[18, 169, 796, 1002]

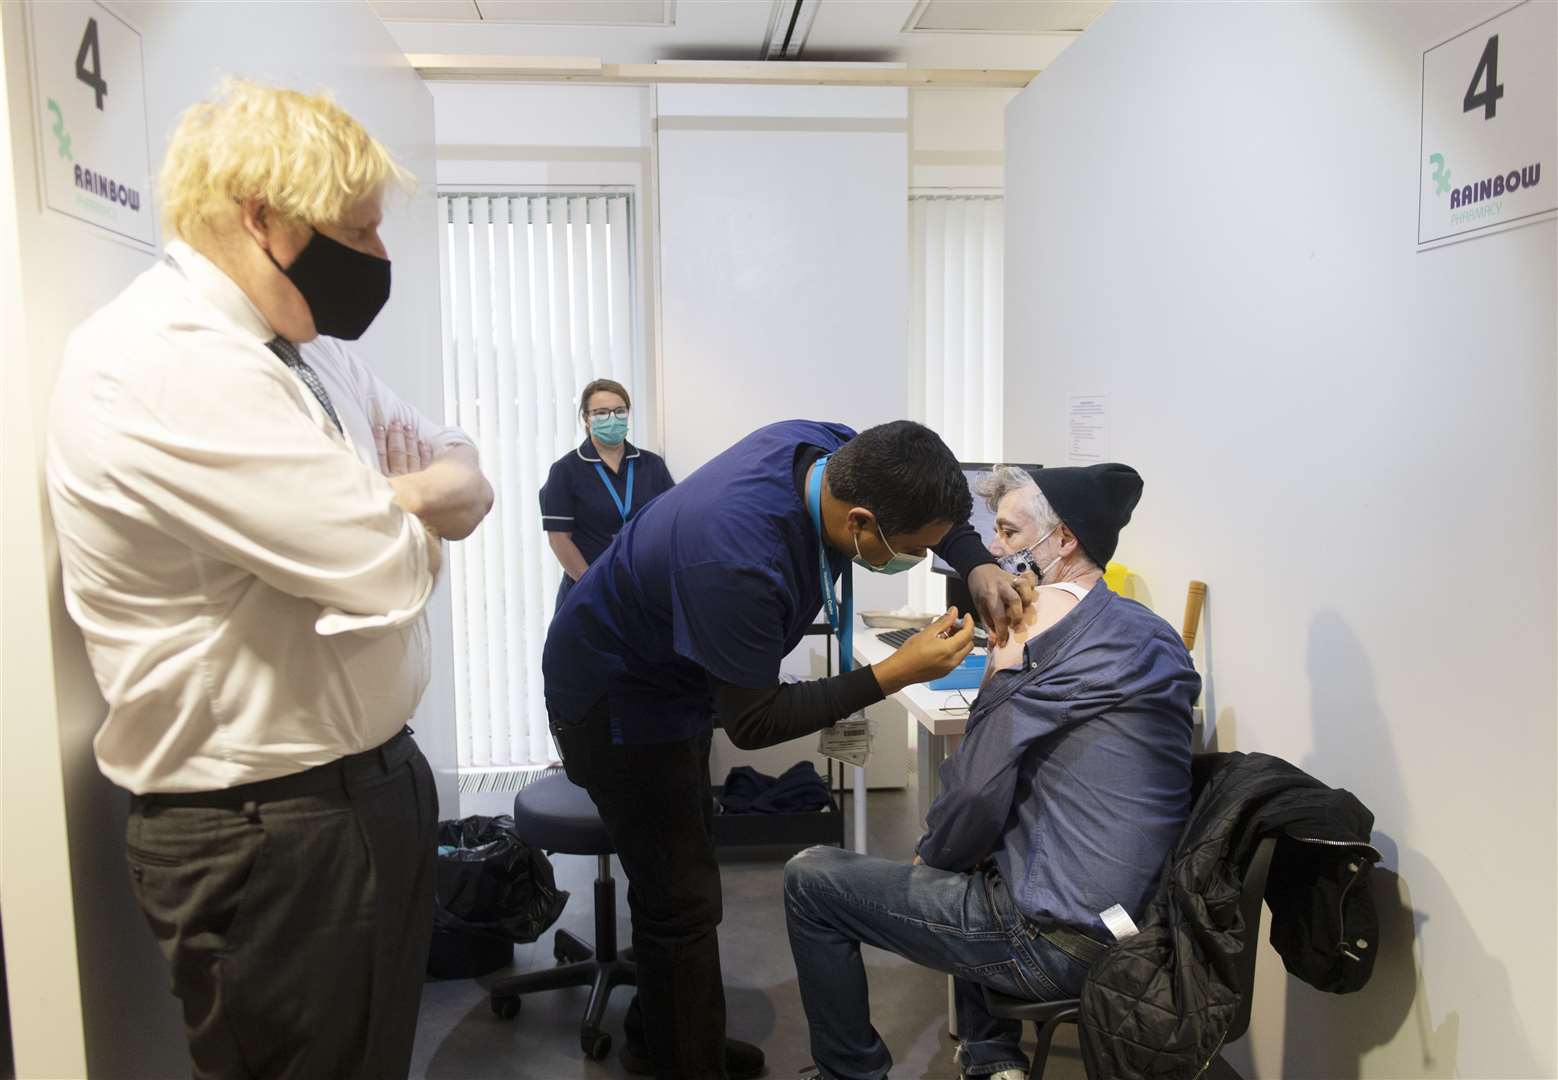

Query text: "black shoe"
[620, 1036, 766, 1079]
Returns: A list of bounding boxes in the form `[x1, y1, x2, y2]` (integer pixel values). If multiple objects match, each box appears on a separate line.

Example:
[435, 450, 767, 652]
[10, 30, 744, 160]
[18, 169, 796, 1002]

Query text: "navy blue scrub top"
[542, 419, 855, 745]
[540, 438, 676, 566]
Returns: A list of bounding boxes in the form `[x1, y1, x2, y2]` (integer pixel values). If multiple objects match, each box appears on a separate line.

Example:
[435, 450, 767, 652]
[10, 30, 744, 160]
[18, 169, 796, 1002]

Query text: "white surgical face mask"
[853, 524, 926, 575]
[997, 524, 1062, 581]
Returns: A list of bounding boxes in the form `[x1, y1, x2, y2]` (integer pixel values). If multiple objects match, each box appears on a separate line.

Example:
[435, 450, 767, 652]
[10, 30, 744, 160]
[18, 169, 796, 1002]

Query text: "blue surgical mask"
[853, 524, 926, 575]
[997, 524, 1062, 580]
[590, 414, 628, 446]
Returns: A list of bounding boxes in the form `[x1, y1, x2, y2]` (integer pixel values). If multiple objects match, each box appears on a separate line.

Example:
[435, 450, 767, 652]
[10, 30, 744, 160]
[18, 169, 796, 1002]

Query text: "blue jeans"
[783, 846, 1092, 1080]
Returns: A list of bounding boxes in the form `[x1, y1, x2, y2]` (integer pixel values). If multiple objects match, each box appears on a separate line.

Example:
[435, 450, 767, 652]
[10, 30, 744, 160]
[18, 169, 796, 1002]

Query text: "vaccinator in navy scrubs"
[543, 419, 1035, 1079]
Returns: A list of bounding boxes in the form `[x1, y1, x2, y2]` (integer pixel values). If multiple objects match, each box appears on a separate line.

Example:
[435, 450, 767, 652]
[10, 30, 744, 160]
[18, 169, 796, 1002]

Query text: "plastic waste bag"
[433, 815, 568, 945]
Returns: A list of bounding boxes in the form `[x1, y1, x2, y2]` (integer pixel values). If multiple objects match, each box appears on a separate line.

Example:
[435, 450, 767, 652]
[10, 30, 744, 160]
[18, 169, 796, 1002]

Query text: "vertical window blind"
[908, 195, 1005, 613]
[439, 193, 634, 774]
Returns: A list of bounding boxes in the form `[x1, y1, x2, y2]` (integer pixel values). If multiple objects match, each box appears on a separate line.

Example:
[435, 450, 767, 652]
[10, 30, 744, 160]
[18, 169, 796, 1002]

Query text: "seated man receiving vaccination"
[783, 462, 1201, 1080]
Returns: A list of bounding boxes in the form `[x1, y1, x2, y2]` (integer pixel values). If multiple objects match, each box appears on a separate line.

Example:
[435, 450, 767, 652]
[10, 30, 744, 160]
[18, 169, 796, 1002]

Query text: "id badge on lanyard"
[593, 459, 635, 523]
[807, 457, 871, 768]
[805, 456, 853, 672]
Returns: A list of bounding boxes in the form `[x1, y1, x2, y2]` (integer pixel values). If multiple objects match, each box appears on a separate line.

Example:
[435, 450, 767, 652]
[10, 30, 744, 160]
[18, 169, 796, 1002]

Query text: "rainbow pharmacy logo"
[46, 98, 73, 161]
[1448, 162, 1542, 209]
[1429, 153, 1451, 195]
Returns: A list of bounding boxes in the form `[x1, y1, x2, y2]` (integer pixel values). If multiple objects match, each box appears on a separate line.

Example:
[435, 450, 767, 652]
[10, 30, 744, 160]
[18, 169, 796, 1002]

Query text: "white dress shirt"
[47, 240, 468, 794]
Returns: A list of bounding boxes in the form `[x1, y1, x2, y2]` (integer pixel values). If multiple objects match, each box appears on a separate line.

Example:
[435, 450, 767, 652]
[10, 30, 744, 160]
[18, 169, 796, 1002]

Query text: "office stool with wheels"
[983, 836, 1276, 1079]
[488, 772, 635, 1061]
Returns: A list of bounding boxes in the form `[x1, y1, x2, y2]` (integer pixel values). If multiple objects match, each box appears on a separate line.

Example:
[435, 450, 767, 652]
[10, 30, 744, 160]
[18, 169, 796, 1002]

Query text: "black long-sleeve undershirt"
[713, 666, 886, 751]
[936, 522, 997, 581]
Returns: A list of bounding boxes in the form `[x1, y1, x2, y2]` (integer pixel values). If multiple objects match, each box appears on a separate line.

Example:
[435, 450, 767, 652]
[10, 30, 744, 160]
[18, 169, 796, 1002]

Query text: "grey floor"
[411, 782, 1086, 1080]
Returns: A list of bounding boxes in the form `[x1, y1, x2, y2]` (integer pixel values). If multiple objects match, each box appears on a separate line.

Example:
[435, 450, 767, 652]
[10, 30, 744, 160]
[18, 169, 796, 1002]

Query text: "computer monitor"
[931, 461, 1043, 576]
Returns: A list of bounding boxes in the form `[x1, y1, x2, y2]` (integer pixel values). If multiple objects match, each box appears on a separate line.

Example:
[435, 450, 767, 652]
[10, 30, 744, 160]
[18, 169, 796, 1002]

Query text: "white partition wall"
[657, 81, 912, 790]
[1002, 4, 1555, 1079]
[1, 3, 448, 1074]
[657, 82, 911, 478]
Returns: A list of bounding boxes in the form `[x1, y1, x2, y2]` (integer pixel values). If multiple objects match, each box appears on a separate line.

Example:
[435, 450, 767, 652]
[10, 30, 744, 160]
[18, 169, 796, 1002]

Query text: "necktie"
[267, 337, 344, 435]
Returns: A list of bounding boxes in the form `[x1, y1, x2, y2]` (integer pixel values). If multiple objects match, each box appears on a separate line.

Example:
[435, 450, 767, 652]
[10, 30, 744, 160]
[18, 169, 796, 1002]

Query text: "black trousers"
[126, 730, 439, 1080]
[553, 701, 725, 1079]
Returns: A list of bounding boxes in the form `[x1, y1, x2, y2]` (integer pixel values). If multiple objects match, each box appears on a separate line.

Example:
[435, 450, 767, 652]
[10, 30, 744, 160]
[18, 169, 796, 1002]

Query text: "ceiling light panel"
[472, 0, 674, 26]
[762, 0, 821, 59]
[369, 0, 481, 20]
[906, 0, 1111, 34]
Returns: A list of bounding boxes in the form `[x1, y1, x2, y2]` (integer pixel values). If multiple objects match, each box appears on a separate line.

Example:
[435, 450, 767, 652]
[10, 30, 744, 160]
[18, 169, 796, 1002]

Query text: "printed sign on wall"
[27, 0, 155, 247]
[1418, 0, 1557, 248]
[1067, 395, 1109, 466]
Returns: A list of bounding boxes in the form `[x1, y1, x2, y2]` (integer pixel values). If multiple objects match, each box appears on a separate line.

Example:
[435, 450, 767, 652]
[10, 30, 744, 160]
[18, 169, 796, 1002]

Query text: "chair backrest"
[1226, 835, 1276, 1042]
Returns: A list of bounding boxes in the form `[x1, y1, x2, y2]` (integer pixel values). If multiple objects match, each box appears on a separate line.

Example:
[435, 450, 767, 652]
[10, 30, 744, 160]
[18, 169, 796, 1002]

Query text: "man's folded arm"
[106, 366, 439, 625]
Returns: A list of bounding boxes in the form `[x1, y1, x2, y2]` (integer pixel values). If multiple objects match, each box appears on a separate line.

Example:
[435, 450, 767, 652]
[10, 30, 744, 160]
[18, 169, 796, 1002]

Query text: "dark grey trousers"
[126, 730, 438, 1080]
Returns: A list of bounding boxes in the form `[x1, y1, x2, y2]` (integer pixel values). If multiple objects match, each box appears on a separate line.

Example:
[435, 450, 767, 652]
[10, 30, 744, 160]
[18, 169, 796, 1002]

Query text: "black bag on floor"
[429, 815, 569, 978]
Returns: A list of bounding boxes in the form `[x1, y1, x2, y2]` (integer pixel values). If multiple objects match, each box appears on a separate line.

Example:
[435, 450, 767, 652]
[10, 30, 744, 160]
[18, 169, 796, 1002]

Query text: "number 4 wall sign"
[1418, 0, 1557, 249]
[25, 0, 155, 248]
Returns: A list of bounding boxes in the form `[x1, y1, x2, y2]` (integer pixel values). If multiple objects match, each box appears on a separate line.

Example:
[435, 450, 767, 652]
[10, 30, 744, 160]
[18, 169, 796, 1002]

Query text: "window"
[438, 193, 636, 777]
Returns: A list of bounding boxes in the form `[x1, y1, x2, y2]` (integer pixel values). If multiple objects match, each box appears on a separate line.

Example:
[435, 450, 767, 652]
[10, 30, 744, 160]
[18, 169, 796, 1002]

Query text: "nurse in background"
[540, 378, 675, 607]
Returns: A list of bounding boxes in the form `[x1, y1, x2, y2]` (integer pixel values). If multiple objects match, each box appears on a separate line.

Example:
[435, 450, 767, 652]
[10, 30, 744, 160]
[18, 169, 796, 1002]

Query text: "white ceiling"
[376, 0, 1103, 68]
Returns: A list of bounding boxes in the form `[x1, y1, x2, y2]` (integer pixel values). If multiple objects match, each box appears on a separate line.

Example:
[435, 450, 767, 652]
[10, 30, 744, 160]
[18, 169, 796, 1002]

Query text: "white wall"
[0, 8, 89, 1074]
[1, 2, 451, 1075]
[656, 83, 910, 505]
[656, 82, 915, 786]
[1004, 4, 1555, 1078]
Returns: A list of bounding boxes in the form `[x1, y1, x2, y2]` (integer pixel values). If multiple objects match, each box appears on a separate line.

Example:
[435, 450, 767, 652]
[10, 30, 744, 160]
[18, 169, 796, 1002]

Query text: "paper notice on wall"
[1067, 395, 1109, 465]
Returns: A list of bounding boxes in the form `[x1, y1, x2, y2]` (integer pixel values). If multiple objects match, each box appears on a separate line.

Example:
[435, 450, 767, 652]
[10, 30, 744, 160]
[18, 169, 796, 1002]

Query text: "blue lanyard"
[592, 459, 635, 523]
[806, 455, 853, 673]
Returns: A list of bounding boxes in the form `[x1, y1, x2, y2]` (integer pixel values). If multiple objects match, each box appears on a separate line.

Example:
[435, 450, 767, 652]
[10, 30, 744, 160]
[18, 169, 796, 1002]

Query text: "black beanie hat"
[1031, 463, 1143, 569]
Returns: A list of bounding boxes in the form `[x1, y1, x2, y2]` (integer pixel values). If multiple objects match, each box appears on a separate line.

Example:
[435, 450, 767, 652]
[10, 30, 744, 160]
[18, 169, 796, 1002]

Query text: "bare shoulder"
[1032, 588, 1080, 630]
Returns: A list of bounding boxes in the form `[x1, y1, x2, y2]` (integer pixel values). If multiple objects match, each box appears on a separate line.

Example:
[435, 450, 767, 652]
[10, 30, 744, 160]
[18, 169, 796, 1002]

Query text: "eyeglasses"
[586, 407, 630, 421]
[939, 689, 975, 716]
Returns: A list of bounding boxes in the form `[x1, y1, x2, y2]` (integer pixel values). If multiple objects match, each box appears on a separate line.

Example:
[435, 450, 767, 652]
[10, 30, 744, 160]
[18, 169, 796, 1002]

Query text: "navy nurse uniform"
[542, 419, 853, 1070]
[541, 419, 993, 1072]
[539, 437, 675, 608]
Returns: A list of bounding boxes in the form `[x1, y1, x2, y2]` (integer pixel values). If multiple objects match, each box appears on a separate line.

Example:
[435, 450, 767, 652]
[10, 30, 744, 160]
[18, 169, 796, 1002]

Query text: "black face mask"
[272, 230, 391, 340]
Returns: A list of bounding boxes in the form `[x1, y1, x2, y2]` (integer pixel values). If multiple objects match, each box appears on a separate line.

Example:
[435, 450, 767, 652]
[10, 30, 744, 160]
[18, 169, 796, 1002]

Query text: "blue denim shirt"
[918, 582, 1198, 939]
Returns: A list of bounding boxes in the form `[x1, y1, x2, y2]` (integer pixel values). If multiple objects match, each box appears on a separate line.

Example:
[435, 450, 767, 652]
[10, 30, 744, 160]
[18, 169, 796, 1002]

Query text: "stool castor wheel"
[581, 1027, 611, 1060]
[491, 995, 521, 1021]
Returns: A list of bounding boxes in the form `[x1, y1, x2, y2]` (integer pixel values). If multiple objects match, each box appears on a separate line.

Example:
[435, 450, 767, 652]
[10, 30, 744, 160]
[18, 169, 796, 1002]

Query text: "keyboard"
[876, 626, 988, 650]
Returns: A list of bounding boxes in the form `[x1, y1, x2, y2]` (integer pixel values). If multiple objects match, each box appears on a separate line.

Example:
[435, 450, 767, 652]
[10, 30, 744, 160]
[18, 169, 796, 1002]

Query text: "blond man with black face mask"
[46, 79, 492, 1080]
